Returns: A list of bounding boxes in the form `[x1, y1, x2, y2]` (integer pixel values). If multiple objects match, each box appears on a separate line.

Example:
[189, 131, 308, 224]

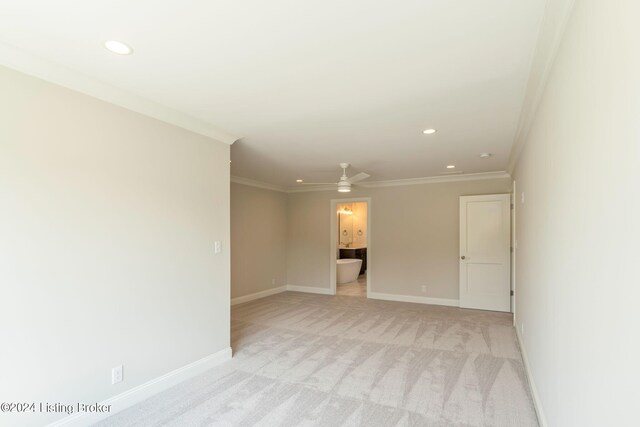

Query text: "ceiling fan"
[300, 163, 370, 192]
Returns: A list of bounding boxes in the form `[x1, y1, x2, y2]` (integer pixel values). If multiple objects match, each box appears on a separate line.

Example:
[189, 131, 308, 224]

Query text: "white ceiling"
[0, 0, 546, 187]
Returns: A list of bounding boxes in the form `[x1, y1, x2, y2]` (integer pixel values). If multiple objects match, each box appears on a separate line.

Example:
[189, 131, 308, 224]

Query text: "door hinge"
[510, 247, 514, 253]
[510, 290, 514, 296]
[510, 203, 514, 209]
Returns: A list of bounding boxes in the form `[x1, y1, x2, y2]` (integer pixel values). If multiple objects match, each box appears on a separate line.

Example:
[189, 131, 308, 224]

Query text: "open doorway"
[330, 198, 371, 297]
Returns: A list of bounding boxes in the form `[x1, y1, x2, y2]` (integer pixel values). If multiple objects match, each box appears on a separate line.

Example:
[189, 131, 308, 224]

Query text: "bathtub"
[337, 258, 363, 284]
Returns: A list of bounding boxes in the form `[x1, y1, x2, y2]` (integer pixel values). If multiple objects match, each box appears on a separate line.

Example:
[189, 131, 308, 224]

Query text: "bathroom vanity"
[339, 247, 367, 275]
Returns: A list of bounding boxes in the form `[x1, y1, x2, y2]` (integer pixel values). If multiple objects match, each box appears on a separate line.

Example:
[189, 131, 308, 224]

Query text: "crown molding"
[287, 184, 338, 193]
[231, 176, 288, 192]
[507, 0, 576, 173]
[356, 171, 511, 189]
[0, 42, 238, 145]
[233, 171, 511, 193]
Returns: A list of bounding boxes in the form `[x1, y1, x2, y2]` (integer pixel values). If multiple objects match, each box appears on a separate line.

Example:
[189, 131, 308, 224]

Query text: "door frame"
[511, 180, 517, 321]
[330, 197, 372, 296]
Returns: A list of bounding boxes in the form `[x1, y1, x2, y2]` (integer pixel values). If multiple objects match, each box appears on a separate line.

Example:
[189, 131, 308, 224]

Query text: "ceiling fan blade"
[300, 182, 337, 185]
[346, 172, 370, 184]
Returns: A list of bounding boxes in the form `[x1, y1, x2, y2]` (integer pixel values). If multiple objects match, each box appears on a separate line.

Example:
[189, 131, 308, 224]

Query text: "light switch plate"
[214, 241, 221, 254]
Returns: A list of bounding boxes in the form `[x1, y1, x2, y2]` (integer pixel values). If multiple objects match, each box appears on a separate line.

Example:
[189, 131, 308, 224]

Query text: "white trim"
[511, 180, 517, 318]
[0, 42, 238, 145]
[330, 198, 372, 297]
[287, 171, 510, 193]
[46, 347, 232, 427]
[368, 292, 459, 307]
[507, 0, 576, 173]
[515, 326, 547, 427]
[232, 284, 460, 307]
[286, 285, 333, 295]
[231, 176, 288, 192]
[231, 286, 287, 305]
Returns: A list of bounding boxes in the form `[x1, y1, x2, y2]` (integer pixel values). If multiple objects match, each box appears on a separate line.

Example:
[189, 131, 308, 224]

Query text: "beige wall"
[287, 178, 510, 300]
[0, 66, 231, 426]
[512, 1, 639, 425]
[231, 183, 288, 299]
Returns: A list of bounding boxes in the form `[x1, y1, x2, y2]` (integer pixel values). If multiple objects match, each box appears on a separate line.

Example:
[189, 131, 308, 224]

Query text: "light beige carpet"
[97, 292, 538, 426]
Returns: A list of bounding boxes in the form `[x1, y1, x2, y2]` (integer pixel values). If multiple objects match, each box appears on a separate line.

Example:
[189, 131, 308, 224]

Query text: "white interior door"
[459, 194, 511, 312]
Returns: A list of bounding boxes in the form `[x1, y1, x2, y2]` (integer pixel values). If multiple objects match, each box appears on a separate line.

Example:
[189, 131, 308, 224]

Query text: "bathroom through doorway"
[330, 198, 371, 297]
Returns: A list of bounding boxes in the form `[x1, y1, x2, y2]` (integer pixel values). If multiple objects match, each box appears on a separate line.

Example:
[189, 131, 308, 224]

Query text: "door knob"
[461, 256, 466, 260]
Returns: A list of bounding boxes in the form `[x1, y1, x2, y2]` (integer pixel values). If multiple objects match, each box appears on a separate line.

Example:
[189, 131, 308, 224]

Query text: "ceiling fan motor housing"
[337, 180, 351, 192]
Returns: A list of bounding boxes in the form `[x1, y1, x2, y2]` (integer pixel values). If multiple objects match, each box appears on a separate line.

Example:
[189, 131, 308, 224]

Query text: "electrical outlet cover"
[112, 365, 123, 384]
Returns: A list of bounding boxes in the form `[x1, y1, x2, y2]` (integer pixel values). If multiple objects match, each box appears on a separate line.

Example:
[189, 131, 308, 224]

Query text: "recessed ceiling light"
[479, 152, 492, 159]
[296, 179, 303, 183]
[423, 128, 437, 135]
[446, 165, 456, 169]
[104, 40, 133, 55]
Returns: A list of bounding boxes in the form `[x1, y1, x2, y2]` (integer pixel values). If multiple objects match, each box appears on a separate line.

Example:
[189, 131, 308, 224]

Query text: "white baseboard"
[47, 347, 232, 427]
[230, 285, 332, 305]
[368, 291, 459, 307]
[231, 286, 287, 305]
[515, 326, 547, 427]
[231, 285, 458, 306]
[286, 284, 333, 295]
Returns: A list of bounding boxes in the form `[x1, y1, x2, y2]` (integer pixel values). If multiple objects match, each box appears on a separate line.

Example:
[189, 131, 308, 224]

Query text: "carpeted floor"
[97, 292, 538, 426]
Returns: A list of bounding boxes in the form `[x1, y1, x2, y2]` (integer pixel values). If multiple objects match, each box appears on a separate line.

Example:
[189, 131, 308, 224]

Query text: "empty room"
[1, 1, 638, 426]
